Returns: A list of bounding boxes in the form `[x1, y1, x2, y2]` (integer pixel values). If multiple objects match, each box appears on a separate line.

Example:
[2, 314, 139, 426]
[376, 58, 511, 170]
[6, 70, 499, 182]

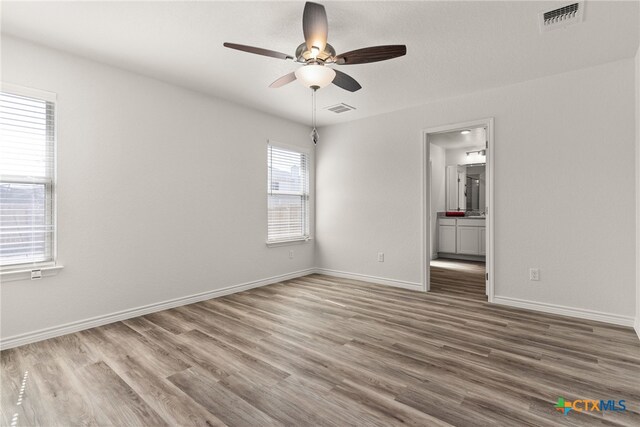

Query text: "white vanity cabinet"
[456, 226, 481, 254]
[438, 217, 486, 256]
[438, 218, 457, 253]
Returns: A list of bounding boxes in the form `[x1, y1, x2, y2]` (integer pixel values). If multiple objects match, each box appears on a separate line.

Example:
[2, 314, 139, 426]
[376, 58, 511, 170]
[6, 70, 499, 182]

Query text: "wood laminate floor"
[430, 258, 487, 301]
[1, 274, 639, 426]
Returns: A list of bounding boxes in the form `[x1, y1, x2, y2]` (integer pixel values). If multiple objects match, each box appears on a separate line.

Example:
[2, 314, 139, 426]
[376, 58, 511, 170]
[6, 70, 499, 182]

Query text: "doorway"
[422, 118, 494, 301]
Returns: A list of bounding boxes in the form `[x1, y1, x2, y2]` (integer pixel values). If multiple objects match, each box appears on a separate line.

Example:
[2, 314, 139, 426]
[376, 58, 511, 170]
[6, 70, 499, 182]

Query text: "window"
[267, 143, 310, 243]
[0, 86, 56, 269]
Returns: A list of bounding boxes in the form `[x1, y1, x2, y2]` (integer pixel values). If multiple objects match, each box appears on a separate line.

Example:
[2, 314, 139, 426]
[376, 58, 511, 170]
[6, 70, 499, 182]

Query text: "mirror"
[464, 164, 485, 211]
[445, 163, 486, 212]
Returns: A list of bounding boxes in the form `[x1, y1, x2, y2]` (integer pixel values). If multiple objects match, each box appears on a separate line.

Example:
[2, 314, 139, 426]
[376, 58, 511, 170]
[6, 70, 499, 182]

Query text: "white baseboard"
[5, 269, 634, 349]
[0, 268, 315, 350]
[635, 319, 640, 340]
[493, 295, 635, 327]
[314, 268, 424, 292]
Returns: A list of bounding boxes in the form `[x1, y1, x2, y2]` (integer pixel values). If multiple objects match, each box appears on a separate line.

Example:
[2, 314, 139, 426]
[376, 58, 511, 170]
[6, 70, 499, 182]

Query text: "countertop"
[438, 215, 486, 219]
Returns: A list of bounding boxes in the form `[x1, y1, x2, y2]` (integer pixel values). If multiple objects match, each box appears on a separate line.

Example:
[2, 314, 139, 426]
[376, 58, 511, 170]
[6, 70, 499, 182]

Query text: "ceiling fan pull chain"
[310, 88, 319, 145]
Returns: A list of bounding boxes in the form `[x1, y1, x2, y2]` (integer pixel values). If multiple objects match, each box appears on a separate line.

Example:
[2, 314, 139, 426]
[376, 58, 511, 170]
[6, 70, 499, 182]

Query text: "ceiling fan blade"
[223, 42, 293, 60]
[269, 72, 297, 88]
[336, 45, 407, 65]
[303, 2, 328, 51]
[332, 70, 362, 92]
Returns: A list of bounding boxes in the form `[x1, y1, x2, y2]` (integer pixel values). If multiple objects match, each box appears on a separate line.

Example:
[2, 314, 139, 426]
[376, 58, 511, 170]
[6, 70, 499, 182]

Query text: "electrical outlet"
[377, 252, 384, 262]
[529, 268, 540, 281]
[289, 250, 294, 259]
[31, 269, 42, 280]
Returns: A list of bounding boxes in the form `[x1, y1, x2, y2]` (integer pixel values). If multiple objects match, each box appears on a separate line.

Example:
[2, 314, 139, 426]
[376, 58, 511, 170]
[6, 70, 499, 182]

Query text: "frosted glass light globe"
[295, 64, 336, 89]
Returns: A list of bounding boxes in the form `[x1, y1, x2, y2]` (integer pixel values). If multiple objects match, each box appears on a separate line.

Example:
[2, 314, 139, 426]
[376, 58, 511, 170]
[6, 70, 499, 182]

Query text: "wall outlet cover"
[529, 268, 540, 281]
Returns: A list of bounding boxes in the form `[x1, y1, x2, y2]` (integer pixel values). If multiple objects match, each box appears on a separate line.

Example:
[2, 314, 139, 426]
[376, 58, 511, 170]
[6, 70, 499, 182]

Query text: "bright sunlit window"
[267, 143, 309, 243]
[0, 86, 57, 269]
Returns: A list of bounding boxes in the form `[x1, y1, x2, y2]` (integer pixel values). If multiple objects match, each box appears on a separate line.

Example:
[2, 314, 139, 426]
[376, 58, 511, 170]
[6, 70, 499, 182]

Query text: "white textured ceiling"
[2, 1, 638, 126]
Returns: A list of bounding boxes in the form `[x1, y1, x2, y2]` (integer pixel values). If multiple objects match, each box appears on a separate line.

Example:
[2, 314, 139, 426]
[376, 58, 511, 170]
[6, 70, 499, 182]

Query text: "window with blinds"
[267, 144, 309, 243]
[0, 88, 56, 268]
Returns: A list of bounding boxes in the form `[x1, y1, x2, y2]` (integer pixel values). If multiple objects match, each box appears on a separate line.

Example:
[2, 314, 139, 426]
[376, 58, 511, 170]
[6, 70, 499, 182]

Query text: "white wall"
[445, 146, 486, 167]
[429, 144, 445, 257]
[317, 58, 637, 320]
[0, 37, 315, 342]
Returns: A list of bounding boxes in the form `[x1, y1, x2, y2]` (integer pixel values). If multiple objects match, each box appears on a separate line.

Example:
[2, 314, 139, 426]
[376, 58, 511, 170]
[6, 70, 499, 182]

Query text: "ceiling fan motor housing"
[295, 42, 336, 63]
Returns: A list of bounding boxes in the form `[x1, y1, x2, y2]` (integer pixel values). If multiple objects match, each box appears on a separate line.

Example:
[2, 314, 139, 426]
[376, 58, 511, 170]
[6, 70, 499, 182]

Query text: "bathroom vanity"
[438, 216, 486, 259]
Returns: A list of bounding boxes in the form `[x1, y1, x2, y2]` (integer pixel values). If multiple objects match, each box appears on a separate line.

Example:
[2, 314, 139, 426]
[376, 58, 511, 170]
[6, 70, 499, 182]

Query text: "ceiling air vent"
[325, 103, 356, 114]
[539, 2, 584, 32]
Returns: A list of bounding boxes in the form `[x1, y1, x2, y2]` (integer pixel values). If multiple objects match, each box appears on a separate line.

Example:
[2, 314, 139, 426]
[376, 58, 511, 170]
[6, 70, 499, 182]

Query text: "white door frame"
[422, 118, 495, 302]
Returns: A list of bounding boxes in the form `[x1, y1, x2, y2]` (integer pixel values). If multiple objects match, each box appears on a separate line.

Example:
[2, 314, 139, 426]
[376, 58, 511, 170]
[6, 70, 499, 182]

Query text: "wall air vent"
[539, 2, 584, 32]
[325, 103, 356, 114]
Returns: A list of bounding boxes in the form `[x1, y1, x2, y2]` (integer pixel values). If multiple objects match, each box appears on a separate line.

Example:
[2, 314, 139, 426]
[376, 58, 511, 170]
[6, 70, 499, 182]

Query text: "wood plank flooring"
[430, 259, 487, 301]
[2, 274, 639, 426]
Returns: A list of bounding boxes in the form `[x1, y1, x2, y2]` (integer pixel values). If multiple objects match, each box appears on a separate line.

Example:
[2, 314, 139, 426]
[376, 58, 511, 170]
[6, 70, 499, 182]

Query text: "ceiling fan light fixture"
[223, 2, 406, 93]
[295, 64, 336, 89]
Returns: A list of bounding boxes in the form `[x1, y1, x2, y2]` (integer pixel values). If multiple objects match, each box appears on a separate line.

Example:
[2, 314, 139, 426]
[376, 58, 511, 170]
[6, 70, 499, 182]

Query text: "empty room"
[1, 1, 639, 426]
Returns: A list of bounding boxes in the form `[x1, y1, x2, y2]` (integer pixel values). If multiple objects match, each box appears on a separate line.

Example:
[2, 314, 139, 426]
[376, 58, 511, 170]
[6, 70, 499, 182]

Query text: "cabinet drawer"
[439, 218, 456, 226]
[457, 218, 485, 227]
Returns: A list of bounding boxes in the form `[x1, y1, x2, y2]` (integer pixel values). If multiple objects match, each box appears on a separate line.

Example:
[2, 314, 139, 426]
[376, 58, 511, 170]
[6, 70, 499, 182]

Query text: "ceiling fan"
[223, 1, 407, 92]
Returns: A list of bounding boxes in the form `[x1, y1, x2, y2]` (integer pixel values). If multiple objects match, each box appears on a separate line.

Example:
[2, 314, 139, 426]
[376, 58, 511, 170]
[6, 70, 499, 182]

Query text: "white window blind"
[0, 89, 56, 268]
[267, 144, 309, 243]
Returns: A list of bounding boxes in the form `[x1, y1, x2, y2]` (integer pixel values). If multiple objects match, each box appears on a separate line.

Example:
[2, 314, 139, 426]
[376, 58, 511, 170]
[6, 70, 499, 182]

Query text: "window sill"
[266, 237, 313, 248]
[0, 265, 64, 283]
